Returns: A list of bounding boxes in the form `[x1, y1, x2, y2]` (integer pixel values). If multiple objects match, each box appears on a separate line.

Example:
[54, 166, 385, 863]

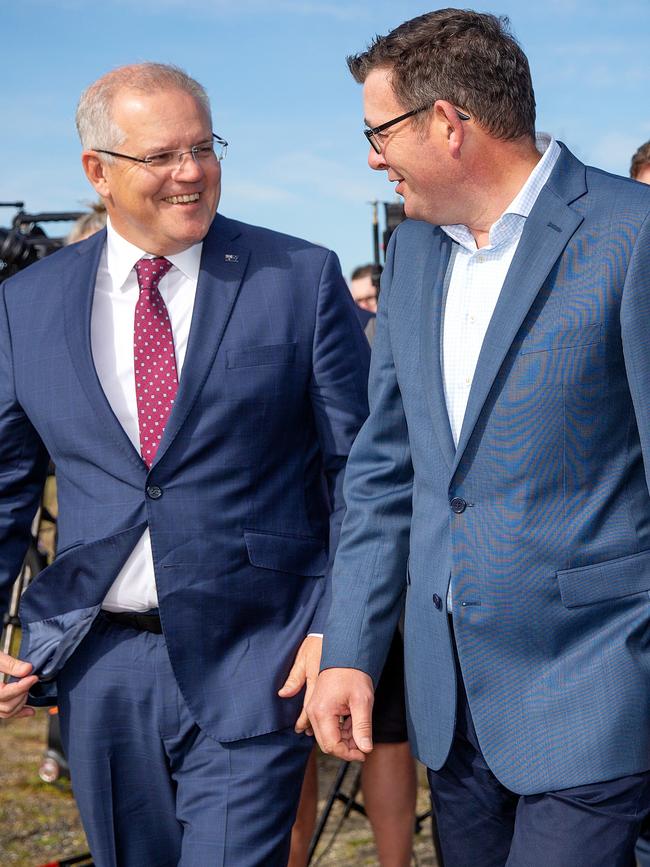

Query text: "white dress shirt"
[91, 219, 202, 612]
[441, 134, 561, 446]
[441, 134, 560, 609]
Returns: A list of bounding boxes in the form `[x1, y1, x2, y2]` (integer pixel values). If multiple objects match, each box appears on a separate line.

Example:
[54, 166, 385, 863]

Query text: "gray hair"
[76, 62, 212, 159]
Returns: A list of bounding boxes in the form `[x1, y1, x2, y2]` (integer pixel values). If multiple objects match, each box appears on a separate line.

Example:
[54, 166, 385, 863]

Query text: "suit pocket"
[519, 324, 603, 356]
[244, 530, 327, 577]
[557, 548, 650, 608]
[227, 342, 296, 369]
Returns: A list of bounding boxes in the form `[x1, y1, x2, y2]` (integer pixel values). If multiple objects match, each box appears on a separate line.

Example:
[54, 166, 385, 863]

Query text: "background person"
[0, 61, 369, 867]
[66, 200, 107, 244]
[630, 140, 650, 185]
[308, 10, 650, 867]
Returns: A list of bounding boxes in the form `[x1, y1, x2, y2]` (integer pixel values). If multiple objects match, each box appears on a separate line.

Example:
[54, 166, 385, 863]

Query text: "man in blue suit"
[307, 10, 650, 867]
[0, 62, 369, 866]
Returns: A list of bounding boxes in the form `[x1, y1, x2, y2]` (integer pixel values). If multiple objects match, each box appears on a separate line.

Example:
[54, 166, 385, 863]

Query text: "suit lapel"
[63, 230, 146, 474]
[451, 146, 586, 477]
[419, 230, 455, 470]
[152, 215, 248, 466]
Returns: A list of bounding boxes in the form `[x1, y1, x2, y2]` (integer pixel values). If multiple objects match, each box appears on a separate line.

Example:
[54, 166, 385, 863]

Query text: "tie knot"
[134, 257, 172, 292]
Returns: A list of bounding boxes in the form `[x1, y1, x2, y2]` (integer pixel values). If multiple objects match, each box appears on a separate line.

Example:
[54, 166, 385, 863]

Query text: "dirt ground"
[0, 713, 438, 866]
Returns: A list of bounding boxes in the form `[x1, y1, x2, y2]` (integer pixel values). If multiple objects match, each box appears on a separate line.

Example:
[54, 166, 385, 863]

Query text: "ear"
[433, 100, 466, 159]
[81, 151, 112, 198]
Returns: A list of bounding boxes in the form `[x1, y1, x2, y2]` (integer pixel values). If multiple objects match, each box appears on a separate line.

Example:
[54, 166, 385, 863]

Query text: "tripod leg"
[307, 760, 351, 864]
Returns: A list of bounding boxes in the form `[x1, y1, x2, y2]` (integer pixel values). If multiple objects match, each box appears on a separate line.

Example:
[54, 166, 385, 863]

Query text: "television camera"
[0, 201, 85, 283]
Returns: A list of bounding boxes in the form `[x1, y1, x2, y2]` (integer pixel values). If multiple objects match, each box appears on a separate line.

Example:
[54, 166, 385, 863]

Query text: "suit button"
[146, 485, 163, 500]
[450, 497, 467, 514]
[432, 594, 442, 610]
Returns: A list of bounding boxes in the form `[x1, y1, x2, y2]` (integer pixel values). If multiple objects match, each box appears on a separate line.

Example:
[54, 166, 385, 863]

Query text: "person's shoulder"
[392, 217, 439, 243]
[1, 231, 103, 308]
[579, 163, 650, 219]
[209, 214, 331, 260]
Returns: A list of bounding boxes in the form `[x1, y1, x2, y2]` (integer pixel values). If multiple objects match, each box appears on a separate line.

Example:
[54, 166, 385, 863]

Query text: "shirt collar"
[105, 217, 203, 290]
[441, 133, 561, 251]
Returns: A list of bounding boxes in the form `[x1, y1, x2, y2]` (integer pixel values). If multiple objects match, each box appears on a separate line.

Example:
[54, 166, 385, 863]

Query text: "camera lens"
[0, 227, 40, 270]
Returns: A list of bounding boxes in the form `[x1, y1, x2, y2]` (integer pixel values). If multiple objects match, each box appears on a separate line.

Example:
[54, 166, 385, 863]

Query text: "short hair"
[630, 140, 650, 179]
[66, 201, 107, 245]
[76, 62, 211, 159]
[351, 263, 375, 281]
[347, 9, 536, 142]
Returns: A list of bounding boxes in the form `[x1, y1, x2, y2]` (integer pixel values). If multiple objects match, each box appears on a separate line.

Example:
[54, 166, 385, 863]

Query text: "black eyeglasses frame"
[364, 104, 470, 154]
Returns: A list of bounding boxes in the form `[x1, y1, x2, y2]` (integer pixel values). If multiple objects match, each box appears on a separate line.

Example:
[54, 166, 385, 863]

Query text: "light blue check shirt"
[440, 133, 560, 610]
[441, 133, 561, 446]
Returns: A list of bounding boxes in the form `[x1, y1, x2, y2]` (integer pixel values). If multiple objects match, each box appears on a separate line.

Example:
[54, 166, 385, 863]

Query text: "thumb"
[350, 696, 374, 753]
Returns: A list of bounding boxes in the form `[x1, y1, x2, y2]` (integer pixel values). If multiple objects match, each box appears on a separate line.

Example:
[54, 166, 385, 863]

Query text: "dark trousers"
[427, 650, 650, 867]
[57, 614, 312, 867]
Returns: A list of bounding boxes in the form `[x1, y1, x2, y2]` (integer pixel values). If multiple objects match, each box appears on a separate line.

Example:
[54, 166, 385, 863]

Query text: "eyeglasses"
[92, 133, 228, 168]
[364, 105, 470, 154]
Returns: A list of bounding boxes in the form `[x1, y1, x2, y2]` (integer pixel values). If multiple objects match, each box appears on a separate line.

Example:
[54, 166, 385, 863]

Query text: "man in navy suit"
[307, 10, 650, 867]
[0, 62, 369, 866]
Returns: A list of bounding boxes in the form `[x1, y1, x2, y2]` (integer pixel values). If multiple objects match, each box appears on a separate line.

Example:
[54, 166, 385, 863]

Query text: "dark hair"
[347, 8, 536, 141]
[351, 263, 375, 281]
[630, 140, 650, 179]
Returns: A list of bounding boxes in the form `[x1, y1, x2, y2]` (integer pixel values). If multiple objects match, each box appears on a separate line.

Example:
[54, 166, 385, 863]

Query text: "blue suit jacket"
[0, 213, 369, 741]
[322, 144, 650, 794]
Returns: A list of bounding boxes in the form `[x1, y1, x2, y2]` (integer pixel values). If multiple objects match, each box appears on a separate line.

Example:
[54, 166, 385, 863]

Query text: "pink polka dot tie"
[133, 257, 177, 468]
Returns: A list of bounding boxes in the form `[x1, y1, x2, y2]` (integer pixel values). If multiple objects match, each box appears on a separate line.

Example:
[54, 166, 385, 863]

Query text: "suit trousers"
[426, 631, 650, 867]
[56, 614, 312, 867]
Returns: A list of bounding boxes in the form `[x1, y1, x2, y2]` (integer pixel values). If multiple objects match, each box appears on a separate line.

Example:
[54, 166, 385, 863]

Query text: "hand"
[306, 667, 374, 761]
[278, 634, 323, 735]
[0, 651, 38, 720]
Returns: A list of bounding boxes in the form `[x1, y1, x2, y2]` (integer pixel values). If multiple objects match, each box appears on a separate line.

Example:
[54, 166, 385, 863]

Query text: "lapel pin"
[224, 253, 239, 263]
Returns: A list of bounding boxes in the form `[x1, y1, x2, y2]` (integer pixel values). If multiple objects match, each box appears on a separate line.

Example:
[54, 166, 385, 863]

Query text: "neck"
[464, 136, 542, 248]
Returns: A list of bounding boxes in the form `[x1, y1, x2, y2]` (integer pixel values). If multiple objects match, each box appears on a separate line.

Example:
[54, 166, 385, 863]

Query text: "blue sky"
[2, 0, 649, 278]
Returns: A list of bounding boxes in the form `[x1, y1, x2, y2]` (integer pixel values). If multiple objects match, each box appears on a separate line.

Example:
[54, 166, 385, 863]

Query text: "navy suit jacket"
[0, 213, 369, 741]
[322, 145, 650, 794]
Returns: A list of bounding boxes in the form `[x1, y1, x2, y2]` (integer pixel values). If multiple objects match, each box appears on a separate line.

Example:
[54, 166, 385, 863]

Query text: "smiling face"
[82, 87, 221, 255]
[363, 67, 461, 226]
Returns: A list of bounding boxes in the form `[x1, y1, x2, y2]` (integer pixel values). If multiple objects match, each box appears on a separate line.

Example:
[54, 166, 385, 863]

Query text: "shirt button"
[146, 485, 163, 499]
[450, 497, 467, 514]
[432, 594, 442, 610]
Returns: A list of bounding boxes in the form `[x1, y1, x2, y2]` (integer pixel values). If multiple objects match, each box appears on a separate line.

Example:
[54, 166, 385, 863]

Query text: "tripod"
[307, 758, 445, 866]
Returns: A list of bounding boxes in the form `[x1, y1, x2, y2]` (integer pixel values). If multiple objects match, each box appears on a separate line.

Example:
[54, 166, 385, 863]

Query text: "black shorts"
[372, 628, 408, 744]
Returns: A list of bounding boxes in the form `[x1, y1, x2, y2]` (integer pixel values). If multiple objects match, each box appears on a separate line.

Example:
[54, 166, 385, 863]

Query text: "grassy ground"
[0, 712, 438, 866]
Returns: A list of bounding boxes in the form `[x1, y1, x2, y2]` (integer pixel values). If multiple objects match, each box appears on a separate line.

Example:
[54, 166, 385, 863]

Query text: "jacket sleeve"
[320, 229, 414, 684]
[308, 250, 370, 633]
[0, 282, 50, 620]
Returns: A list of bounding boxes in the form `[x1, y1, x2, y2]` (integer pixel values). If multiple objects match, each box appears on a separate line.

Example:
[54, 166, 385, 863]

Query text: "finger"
[0, 675, 39, 701]
[328, 737, 368, 762]
[311, 710, 347, 755]
[294, 707, 310, 734]
[0, 692, 31, 718]
[338, 717, 370, 759]
[278, 661, 306, 698]
[0, 652, 33, 679]
[13, 705, 36, 719]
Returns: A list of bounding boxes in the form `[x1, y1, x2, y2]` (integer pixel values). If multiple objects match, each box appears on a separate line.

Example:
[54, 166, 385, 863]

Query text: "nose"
[368, 146, 388, 171]
[172, 150, 205, 180]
